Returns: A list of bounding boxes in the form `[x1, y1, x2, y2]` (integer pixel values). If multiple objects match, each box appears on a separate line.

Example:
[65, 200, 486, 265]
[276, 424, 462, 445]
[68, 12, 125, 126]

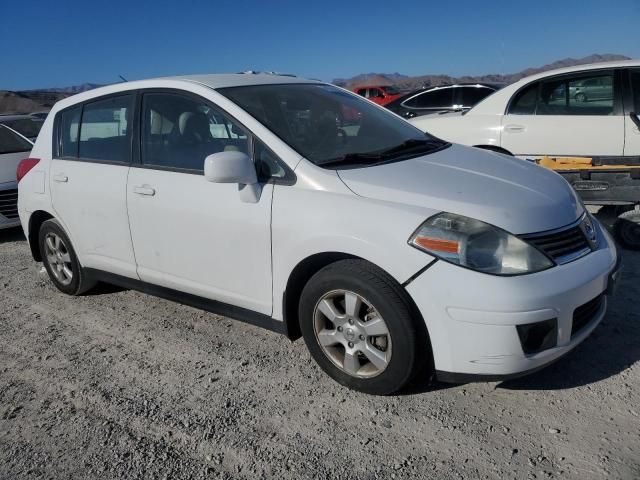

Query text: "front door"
[126, 91, 273, 314]
[49, 94, 137, 278]
[501, 70, 624, 158]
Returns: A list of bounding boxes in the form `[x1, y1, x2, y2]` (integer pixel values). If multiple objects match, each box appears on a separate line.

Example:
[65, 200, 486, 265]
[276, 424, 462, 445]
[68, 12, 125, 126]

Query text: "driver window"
[141, 92, 249, 171]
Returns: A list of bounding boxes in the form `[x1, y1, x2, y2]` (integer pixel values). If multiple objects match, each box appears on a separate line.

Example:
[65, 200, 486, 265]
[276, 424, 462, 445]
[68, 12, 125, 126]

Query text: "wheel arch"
[473, 144, 514, 156]
[27, 210, 55, 261]
[282, 252, 433, 362]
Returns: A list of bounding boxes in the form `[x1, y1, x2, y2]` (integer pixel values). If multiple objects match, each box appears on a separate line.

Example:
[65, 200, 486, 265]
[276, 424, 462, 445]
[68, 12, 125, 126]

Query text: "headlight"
[409, 213, 554, 275]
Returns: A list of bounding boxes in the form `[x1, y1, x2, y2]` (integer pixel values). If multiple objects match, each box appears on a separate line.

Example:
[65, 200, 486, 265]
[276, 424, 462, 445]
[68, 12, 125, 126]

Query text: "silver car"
[0, 124, 32, 229]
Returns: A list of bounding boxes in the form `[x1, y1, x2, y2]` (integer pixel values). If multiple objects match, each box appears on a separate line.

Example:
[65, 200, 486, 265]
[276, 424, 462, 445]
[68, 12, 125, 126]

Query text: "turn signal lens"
[17, 158, 40, 182]
[414, 236, 459, 254]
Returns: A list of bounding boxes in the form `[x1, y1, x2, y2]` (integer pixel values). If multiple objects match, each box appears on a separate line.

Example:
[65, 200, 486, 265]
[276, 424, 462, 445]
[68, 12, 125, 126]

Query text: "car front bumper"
[0, 181, 20, 230]
[406, 221, 620, 381]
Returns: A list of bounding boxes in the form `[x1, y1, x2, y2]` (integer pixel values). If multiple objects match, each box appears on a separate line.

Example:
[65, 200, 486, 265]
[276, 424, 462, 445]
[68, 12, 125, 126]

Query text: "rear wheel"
[614, 209, 640, 250]
[39, 219, 96, 295]
[299, 259, 430, 395]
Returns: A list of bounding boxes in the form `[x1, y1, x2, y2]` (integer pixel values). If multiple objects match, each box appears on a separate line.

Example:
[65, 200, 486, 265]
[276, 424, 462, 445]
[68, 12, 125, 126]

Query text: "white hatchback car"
[18, 74, 619, 394]
[409, 60, 640, 159]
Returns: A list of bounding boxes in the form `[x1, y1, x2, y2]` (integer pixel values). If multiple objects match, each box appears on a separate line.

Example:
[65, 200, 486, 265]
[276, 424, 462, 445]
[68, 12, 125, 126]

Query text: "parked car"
[352, 85, 403, 105]
[0, 124, 33, 229]
[18, 74, 619, 395]
[30, 111, 50, 120]
[0, 114, 45, 141]
[386, 83, 502, 119]
[409, 60, 640, 248]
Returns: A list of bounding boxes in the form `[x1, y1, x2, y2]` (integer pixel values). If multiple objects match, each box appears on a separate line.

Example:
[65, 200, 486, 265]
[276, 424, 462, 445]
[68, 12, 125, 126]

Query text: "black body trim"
[84, 268, 288, 336]
[435, 361, 556, 384]
[401, 259, 438, 287]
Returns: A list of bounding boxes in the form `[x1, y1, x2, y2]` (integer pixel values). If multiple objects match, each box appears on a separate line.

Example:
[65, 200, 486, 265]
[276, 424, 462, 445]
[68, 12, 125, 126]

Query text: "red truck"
[352, 85, 403, 106]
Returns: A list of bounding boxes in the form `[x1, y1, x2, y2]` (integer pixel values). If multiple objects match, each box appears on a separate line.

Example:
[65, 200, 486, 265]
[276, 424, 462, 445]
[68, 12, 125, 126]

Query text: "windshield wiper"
[376, 138, 438, 157]
[319, 138, 447, 168]
[319, 152, 385, 168]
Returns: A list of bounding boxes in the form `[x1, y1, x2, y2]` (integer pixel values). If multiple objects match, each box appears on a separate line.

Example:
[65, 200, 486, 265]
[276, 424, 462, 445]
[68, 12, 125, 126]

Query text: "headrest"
[178, 111, 211, 142]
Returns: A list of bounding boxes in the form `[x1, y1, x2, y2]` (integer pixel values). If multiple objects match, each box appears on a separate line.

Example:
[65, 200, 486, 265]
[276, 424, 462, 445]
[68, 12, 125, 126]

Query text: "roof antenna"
[118, 75, 128, 82]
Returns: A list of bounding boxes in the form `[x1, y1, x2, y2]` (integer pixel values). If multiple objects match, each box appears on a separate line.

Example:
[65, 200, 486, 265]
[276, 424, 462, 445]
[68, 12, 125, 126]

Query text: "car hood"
[337, 144, 583, 235]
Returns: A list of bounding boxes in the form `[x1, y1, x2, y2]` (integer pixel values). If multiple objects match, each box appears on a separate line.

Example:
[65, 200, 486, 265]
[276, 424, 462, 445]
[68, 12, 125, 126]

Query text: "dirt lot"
[0, 225, 638, 480]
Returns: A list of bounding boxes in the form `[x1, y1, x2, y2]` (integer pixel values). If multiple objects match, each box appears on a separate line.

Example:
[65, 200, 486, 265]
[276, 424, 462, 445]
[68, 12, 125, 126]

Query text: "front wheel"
[299, 259, 431, 395]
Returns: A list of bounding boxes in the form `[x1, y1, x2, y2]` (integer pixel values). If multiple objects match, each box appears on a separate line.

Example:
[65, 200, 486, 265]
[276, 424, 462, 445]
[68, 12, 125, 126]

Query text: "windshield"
[381, 85, 401, 95]
[1, 118, 43, 139]
[218, 83, 447, 168]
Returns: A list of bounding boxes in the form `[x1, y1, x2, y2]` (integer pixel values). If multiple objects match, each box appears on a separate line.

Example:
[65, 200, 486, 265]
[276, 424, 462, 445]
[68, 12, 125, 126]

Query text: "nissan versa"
[17, 74, 620, 395]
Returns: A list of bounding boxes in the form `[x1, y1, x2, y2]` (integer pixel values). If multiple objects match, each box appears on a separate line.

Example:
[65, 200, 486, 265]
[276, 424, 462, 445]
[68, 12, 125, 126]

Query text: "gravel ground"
[0, 225, 638, 480]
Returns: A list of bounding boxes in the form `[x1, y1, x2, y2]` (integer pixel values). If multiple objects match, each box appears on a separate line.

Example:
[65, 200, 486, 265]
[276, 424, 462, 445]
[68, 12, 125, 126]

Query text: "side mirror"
[204, 151, 257, 185]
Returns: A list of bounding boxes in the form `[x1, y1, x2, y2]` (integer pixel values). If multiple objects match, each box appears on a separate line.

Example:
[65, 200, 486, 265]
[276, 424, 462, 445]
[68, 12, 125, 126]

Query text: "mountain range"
[0, 54, 633, 115]
[332, 54, 632, 90]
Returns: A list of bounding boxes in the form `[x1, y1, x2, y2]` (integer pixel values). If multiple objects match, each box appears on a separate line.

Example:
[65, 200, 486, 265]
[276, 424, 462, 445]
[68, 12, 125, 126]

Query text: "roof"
[513, 59, 640, 84]
[171, 73, 321, 89]
[49, 73, 324, 112]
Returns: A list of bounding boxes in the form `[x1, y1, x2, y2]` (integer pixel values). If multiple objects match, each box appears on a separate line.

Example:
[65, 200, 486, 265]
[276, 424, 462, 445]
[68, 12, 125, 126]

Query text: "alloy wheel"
[313, 289, 392, 378]
[44, 232, 74, 286]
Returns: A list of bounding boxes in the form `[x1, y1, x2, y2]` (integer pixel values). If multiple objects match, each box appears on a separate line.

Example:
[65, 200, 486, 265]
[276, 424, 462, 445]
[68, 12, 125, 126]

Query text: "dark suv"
[385, 83, 502, 119]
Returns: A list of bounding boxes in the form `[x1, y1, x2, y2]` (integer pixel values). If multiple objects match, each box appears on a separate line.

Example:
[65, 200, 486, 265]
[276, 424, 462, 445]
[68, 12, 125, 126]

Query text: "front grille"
[0, 189, 18, 219]
[572, 294, 604, 337]
[522, 223, 590, 263]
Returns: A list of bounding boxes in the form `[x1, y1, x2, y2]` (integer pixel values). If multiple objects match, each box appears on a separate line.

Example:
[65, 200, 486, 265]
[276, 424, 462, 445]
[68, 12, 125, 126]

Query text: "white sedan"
[409, 60, 640, 159]
[0, 124, 32, 229]
[17, 74, 618, 394]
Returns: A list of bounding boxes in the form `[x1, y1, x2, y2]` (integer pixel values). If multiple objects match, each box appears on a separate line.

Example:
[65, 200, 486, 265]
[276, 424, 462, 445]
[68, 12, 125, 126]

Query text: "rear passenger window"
[509, 83, 538, 115]
[538, 73, 614, 116]
[58, 106, 81, 157]
[404, 88, 453, 109]
[78, 95, 134, 162]
[510, 72, 615, 116]
[141, 93, 249, 171]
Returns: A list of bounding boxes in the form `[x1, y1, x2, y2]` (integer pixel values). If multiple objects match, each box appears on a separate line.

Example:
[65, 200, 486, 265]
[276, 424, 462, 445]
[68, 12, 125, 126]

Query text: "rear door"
[501, 70, 624, 157]
[50, 94, 137, 278]
[624, 68, 640, 156]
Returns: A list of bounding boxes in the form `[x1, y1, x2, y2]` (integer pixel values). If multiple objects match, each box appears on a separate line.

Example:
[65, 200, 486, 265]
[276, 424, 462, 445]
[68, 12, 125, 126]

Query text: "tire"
[614, 209, 640, 250]
[39, 219, 96, 295]
[298, 259, 431, 395]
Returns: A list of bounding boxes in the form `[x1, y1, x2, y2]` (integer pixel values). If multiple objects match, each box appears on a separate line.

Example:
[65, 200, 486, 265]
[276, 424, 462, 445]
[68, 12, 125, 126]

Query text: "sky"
[1, 0, 639, 90]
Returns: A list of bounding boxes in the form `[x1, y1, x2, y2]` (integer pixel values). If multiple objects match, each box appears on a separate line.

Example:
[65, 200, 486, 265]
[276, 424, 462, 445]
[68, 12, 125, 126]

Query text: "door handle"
[133, 185, 156, 196]
[630, 112, 640, 131]
[505, 124, 526, 133]
[53, 174, 68, 183]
